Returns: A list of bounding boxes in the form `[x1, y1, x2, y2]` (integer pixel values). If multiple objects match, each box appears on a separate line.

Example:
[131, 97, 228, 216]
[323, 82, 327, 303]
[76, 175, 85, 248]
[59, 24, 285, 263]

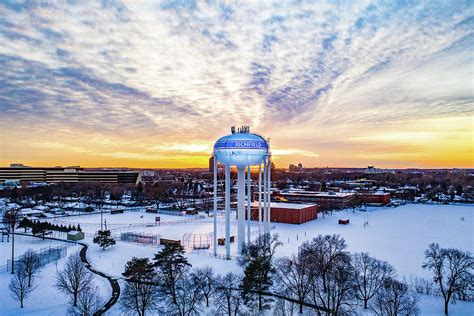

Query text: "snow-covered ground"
[50, 211, 194, 225]
[2, 204, 473, 315]
[88, 203, 474, 315]
[0, 244, 110, 316]
[272, 204, 473, 280]
[0, 234, 110, 316]
[0, 234, 64, 267]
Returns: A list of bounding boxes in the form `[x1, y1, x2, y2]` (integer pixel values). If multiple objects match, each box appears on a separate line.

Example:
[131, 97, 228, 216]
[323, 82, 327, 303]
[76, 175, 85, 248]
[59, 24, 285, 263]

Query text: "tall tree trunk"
[444, 300, 448, 315]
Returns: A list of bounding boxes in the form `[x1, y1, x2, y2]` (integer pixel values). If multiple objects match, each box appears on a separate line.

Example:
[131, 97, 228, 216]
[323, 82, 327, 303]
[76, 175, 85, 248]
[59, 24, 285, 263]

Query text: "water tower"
[212, 126, 272, 259]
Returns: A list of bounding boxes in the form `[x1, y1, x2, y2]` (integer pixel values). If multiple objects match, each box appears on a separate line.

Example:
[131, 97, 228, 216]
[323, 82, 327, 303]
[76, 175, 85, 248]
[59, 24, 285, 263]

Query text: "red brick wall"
[249, 205, 318, 224]
[358, 193, 391, 204]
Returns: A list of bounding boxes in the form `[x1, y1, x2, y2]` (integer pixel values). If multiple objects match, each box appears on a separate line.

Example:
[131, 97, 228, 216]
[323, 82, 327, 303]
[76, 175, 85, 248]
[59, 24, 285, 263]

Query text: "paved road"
[15, 232, 120, 315]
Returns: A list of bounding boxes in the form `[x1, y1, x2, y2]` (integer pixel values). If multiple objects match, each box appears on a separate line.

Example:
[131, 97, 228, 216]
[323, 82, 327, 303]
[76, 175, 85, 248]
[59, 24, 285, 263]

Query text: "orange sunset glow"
[0, 1, 472, 169]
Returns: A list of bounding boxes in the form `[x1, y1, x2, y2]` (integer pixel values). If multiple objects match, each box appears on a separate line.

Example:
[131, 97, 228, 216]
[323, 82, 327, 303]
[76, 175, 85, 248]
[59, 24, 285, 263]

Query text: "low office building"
[0, 164, 141, 184]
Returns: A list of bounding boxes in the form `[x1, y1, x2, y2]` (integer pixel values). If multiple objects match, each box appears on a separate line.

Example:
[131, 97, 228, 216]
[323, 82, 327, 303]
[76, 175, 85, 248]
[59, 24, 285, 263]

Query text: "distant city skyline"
[1, 1, 473, 169]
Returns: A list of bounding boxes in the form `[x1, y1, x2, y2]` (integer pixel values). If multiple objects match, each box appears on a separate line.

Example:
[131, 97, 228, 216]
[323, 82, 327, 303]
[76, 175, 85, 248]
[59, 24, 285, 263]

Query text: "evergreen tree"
[123, 257, 156, 282]
[239, 233, 282, 311]
[31, 222, 48, 239]
[18, 218, 33, 232]
[153, 244, 191, 304]
[122, 257, 160, 316]
[92, 230, 116, 250]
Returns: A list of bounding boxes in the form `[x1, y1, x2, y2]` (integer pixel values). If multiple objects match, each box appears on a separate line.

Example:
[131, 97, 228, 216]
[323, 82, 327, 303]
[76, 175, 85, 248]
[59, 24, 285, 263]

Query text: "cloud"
[0, 0, 472, 168]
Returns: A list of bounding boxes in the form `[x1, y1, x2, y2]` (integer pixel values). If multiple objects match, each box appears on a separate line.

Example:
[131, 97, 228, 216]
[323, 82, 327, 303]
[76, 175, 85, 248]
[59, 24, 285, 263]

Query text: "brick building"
[276, 191, 357, 210]
[357, 192, 391, 205]
[249, 202, 317, 224]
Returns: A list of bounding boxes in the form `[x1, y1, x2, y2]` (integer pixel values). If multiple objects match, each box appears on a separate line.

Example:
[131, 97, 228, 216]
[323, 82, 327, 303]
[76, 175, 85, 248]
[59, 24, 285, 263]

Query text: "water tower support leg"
[247, 163, 251, 245]
[268, 158, 271, 233]
[258, 164, 262, 236]
[237, 166, 245, 254]
[263, 158, 267, 235]
[225, 163, 231, 259]
[213, 157, 217, 257]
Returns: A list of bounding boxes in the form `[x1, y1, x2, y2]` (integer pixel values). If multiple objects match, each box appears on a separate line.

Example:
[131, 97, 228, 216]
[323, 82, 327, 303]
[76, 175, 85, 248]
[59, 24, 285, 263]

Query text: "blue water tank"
[214, 131, 269, 167]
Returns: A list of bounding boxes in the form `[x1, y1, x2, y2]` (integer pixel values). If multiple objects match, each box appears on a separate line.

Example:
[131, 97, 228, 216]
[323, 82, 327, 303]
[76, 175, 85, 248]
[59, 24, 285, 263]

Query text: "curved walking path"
[15, 232, 120, 315]
[78, 243, 121, 315]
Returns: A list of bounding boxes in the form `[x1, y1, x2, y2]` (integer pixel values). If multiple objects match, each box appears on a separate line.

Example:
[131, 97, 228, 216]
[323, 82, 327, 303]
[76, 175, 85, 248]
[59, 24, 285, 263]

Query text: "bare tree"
[352, 252, 395, 309]
[21, 249, 42, 287]
[422, 243, 474, 315]
[55, 253, 94, 306]
[302, 234, 354, 315]
[121, 257, 161, 316]
[405, 275, 434, 295]
[9, 265, 36, 308]
[371, 278, 419, 316]
[275, 252, 313, 314]
[309, 254, 354, 315]
[191, 266, 215, 307]
[214, 272, 243, 316]
[69, 285, 102, 316]
[273, 297, 297, 316]
[173, 274, 204, 316]
[453, 273, 473, 302]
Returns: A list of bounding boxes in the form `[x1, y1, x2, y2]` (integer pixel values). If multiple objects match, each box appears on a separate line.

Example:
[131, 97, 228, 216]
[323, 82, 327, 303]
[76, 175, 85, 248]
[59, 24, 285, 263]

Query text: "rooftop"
[251, 201, 316, 209]
[281, 191, 356, 197]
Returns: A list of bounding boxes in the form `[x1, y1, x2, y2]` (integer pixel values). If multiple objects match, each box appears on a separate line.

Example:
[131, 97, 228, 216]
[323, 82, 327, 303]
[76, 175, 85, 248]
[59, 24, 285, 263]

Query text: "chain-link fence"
[4, 244, 67, 272]
[119, 232, 160, 245]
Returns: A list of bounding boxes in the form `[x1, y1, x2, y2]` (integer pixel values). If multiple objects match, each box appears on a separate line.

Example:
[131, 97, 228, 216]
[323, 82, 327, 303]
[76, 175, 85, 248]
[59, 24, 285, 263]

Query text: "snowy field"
[47, 211, 201, 232]
[273, 203, 473, 280]
[77, 203, 473, 278]
[84, 203, 474, 315]
[0, 244, 111, 316]
[2, 203, 473, 315]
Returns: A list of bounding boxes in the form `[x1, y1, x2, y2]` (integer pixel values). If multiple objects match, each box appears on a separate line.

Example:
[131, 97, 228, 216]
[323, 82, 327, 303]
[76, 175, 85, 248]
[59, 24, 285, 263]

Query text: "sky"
[0, 0, 473, 169]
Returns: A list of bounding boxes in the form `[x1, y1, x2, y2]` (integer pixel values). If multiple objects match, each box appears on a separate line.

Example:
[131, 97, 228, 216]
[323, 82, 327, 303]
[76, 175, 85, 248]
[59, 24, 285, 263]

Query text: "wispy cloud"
[0, 0, 472, 168]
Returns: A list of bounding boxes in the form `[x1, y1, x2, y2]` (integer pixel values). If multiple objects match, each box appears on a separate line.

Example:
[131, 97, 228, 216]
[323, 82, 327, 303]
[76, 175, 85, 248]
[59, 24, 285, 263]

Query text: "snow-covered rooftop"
[282, 191, 356, 197]
[251, 202, 316, 209]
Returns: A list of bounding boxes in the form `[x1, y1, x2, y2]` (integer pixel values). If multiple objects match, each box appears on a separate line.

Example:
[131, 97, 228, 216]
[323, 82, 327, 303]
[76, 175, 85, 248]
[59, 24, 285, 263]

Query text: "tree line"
[5, 231, 474, 315]
[17, 218, 82, 236]
[117, 234, 473, 315]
